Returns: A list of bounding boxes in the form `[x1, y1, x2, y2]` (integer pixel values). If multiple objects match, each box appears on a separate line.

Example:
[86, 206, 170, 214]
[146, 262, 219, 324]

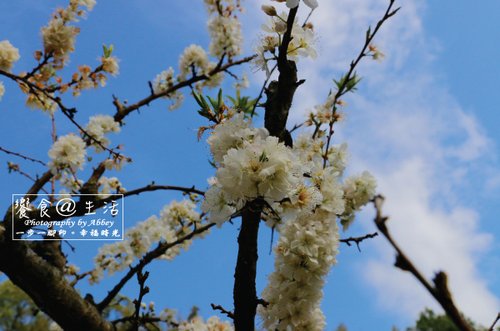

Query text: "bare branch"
[211, 303, 234, 320]
[97, 223, 215, 312]
[0, 146, 46, 166]
[372, 195, 473, 331]
[6, 162, 50, 195]
[340, 232, 378, 251]
[488, 312, 500, 331]
[113, 55, 257, 123]
[322, 0, 399, 167]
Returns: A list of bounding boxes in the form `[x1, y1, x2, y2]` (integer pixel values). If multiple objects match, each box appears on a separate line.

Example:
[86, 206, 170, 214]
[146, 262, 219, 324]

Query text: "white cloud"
[246, 0, 499, 326]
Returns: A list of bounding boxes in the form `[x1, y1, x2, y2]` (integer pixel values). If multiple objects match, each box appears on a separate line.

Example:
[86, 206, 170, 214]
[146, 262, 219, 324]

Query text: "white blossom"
[152, 67, 184, 110]
[91, 200, 207, 282]
[341, 171, 377, 230]
[254, 12, 316, 75]
[84, 115, 120, 151]
[101, 56, 119, 76]
[207, 113, 268, 164]
[286, 0, 318, 9]
[207, 15, 242, 58]
[179, 44, 210, 79]
[70, 0, 96, 11]
[97, 176, 124, 199]
[216, 135, 300, 203]
[41, 18, 78, 61]
[47, 134, 86, 174]
[0, 40, 20, 72]
[177, 315, 233, 331]
[202, 185, 236, 226]
[259, 209, 338, 330]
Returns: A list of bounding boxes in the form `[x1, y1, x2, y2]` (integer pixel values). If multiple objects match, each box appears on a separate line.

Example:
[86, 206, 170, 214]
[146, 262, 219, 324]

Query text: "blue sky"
[0, 0, 499, 330]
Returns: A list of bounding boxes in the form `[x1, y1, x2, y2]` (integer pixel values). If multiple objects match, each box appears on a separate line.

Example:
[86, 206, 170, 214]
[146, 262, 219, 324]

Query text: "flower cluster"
[206, 113, 268, 164]
[176, 316, 233, 331]
[259, 210, 338, 331]
[11, 2, 120, 113]
[179, 45, 210, 80]
[97, 176, 125, 198]
[286, 0, 319, 9]
[100, 55, 119, 76]
[203, 114, 304, 225]
[41, 0, 95, 64]
[47, 133, 87, 174]
[152, 67, 184, 110]
[205, 0, 243, 58]
[91, 200, 208, 283]
[340, 171, 377, 230]
[255, 10, 316, 75]
[0, 40, 20, 72]
[41, 18, 79, 63]
[84, 114, 121, 151]
[200, 103, 376, 329]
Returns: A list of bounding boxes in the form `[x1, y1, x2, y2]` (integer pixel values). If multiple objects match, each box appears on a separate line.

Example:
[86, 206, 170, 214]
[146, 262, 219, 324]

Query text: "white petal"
[303, 0, 319, 9]
[286, 0, 300, 8]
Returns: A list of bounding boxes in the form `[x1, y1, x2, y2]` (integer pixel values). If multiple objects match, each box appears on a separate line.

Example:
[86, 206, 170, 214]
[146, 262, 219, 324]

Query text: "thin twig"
[113, 55, 257, 123]
[322, 0, 399, 167]
[340, 232, 378, 251]
[488, 312, 500, 331]
[211, 303, 234, 319]
[0, 146, 46, 166]
[7, 163, 50, 195]
[372, 195, 473, 331]
[0, 69, 124, 158]
[132, 268, 150, 331]
[96, 223, 215, 312]
[251, 63, 277, 117]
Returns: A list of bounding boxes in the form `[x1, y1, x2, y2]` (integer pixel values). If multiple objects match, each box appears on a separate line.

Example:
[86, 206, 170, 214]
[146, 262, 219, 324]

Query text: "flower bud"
[261, 5, 277, 16]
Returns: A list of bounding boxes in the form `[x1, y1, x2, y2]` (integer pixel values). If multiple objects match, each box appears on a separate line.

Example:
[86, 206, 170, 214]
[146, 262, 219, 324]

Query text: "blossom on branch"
[91, 200, 208, 283]
[84, 115, 121, 152]
[47, 133, 87, 174]
[0, 40, 20, 72]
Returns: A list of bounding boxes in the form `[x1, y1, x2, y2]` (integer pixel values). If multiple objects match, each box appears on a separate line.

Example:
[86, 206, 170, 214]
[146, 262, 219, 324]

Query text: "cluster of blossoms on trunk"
[200, 107, 375, 330]
[255, 7, 317, 76]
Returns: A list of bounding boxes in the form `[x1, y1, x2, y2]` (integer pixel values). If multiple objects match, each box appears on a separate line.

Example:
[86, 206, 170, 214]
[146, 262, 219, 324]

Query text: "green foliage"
[333, 72, 361, 95]
[194, 89, 257, 125]
[193, 88, 226, 124]
[406, 308, 489, 331]
[102, 44, 114, 58]
[227, 90, 257, 118]
[0, 280, 51, 331]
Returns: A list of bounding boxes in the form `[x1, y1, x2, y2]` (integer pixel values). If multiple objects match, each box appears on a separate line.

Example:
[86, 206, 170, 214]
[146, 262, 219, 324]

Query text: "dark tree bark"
[0, 238, 112, 330]
[233, 202, 261, 331]
[232, 8, 300, 331]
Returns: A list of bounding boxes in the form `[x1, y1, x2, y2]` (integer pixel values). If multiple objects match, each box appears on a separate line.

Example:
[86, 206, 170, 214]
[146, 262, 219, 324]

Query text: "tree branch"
[97, 222, 215, 312]
[488, 312, 500, 331]
[322, 0, 399, 167]
[113, 55, 257, 123]
[372, 195, 473, 331]
[211, 303, 234, 320]
[233, 200, 261, 331]
[0, 146, 46, 166]
[340, 232, 378, 251]
[0, 234, 113, 331]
